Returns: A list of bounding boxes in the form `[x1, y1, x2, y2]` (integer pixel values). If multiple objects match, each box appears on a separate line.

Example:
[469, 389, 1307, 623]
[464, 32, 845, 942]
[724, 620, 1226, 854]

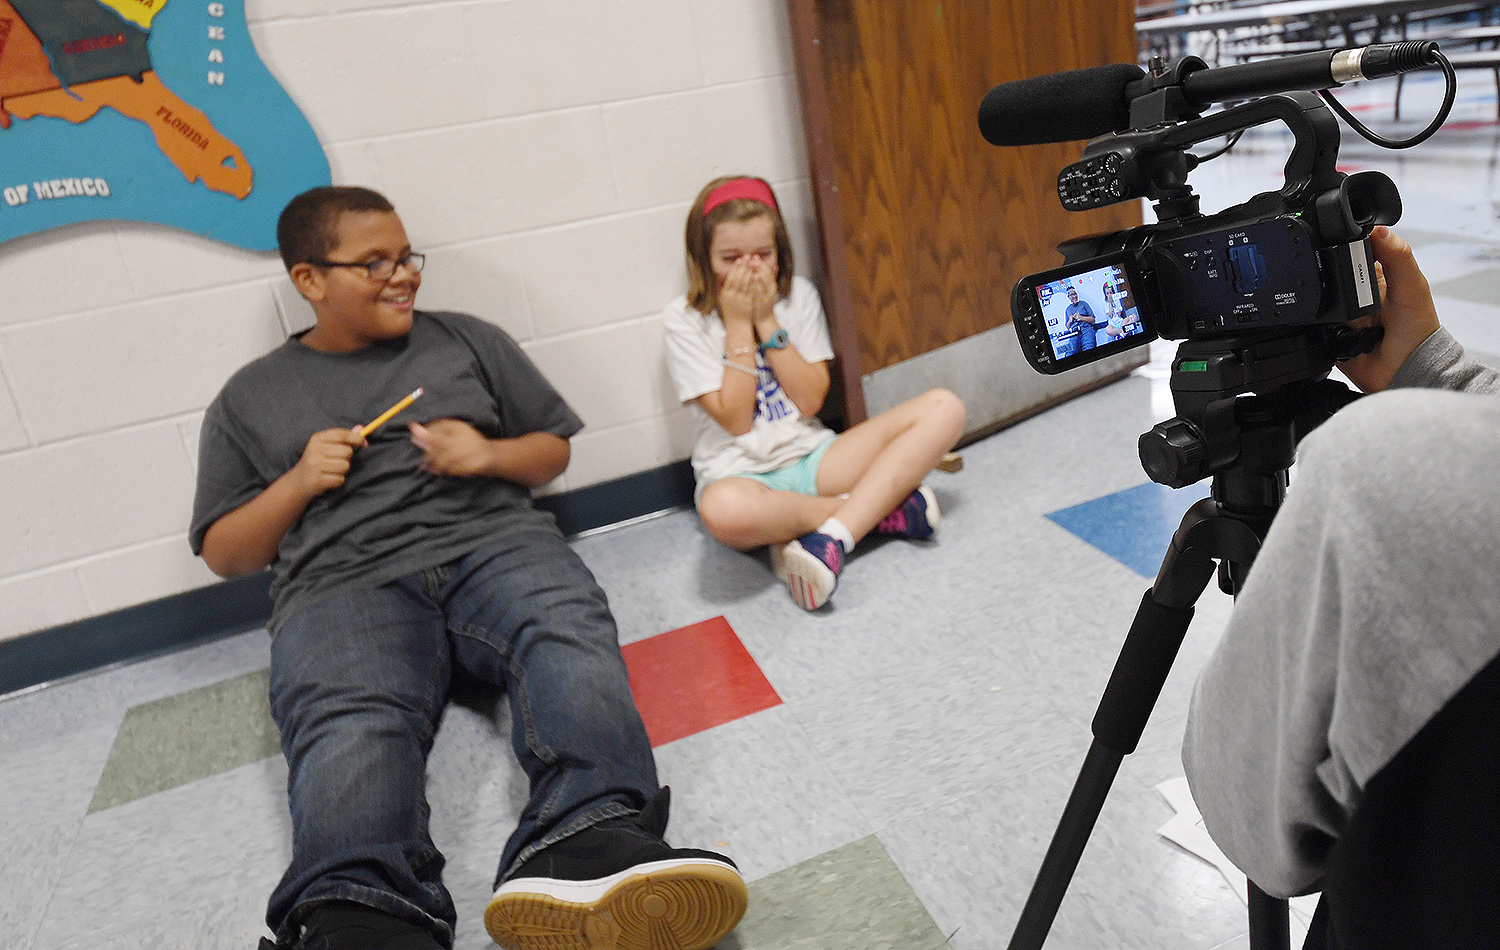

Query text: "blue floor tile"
[1045, 481, 1212, 578]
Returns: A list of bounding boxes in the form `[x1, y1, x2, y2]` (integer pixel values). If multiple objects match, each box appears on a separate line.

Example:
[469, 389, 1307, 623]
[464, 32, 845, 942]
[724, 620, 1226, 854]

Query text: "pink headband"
[702, 178, 778, 217]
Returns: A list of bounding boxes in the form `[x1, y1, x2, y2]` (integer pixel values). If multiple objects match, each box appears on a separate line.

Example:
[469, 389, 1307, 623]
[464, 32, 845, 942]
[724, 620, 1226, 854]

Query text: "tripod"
[1006, 330, 1362, 950]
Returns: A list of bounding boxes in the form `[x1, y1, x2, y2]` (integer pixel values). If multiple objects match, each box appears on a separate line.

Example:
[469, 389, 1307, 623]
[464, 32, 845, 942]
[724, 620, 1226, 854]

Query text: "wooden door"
[788, 0, 1146, 433]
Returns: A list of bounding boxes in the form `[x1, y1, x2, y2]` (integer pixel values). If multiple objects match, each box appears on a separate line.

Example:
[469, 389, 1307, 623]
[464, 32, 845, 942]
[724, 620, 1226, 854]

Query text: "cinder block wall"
[0, 0, 818, 642]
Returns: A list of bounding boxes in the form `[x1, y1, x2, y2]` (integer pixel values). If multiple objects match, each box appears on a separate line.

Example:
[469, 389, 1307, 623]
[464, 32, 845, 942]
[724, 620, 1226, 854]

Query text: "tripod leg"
[1249, 883, 1292, 950]
[1006, 590, 1198, 950]
[1007, 742, 1123, 950]
[1007, 497, 1246, 950]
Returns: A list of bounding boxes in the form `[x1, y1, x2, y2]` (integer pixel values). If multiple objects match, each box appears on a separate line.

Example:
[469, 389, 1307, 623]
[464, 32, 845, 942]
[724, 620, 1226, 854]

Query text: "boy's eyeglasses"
[306, 252, 426, 281]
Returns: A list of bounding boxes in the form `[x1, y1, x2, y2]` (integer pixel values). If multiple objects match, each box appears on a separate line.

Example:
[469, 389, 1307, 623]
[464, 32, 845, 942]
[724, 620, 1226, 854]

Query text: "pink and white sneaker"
[769, 531, 843, 610]
[875, 485, 939, 540]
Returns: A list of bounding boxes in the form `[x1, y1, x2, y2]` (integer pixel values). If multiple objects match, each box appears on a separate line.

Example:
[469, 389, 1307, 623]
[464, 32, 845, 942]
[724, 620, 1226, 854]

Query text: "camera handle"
[1006, 333, 1360, 950]
[1074, 91, 1370, 236]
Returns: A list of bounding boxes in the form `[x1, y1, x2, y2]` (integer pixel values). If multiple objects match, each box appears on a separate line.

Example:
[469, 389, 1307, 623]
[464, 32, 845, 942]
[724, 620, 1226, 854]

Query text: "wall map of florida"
[0, 0, 251, 199]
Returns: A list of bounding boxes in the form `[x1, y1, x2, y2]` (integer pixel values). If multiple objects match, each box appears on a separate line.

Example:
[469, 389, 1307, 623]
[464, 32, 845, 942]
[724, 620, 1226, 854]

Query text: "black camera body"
[1009, 84, 1399, 375]
[1013, 209, 1380, 374]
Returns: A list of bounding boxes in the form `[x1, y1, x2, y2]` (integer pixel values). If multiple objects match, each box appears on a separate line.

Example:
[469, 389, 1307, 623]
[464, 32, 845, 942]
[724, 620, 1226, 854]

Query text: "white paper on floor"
[1157, 777, 1320, 945]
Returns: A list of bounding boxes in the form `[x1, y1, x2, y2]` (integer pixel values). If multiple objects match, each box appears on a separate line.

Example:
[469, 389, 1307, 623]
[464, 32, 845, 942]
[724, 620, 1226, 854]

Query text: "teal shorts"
[737, 435, 837, 497]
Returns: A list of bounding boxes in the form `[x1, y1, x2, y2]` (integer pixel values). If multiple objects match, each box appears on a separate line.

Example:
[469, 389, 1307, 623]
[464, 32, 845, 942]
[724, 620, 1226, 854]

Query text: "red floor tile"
[622, 616, 782, 747]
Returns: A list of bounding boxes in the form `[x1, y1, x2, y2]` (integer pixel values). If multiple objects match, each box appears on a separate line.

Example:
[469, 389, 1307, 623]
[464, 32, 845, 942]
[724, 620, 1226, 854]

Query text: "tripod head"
[1138, 328, 1366, 599]
[1140, 327, 1368, 492]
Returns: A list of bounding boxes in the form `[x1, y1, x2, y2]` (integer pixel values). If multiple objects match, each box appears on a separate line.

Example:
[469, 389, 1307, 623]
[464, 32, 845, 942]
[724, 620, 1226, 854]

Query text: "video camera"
[982, 44, 1447, 376]
[989, 48, 1457, 950]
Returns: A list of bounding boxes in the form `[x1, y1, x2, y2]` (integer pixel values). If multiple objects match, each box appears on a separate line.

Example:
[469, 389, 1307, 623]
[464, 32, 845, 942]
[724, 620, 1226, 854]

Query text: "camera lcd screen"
[1030, 261, 1149, 364]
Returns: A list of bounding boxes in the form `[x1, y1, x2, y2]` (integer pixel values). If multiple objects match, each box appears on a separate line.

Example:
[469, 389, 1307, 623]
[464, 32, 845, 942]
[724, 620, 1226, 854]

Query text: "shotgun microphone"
[977, 63, 1145, 146]
[1179, 41, 1441, 107]
[978, 43, 1441, 146]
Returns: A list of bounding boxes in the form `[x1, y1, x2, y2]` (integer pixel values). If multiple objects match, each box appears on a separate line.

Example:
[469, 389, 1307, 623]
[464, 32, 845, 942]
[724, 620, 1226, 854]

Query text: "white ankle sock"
[818, 518, 855, 553]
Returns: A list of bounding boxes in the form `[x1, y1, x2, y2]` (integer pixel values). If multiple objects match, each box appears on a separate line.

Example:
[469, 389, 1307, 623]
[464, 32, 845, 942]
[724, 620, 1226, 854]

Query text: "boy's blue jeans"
[265, 523, 659, 946]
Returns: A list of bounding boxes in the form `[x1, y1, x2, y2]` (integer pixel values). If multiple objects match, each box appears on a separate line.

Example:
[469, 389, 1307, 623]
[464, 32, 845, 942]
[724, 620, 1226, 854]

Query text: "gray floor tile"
[573, 511, 786, 646]
[1430, 291, 1500, 359]
[650, 707, 869, 882]
[32, 756, 290, 950]
[789, 647, 1082, 830]
[2, 722, 117, 842]
[880, 762, 1248, 950]
[2, 820, 84, 950]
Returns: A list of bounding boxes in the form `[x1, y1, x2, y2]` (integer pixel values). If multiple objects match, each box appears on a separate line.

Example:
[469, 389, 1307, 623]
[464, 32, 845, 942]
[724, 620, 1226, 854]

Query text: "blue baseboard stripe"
[536, 459, 696, 538]
[1, 460, 696, 698]
[0, 572, 274, 697]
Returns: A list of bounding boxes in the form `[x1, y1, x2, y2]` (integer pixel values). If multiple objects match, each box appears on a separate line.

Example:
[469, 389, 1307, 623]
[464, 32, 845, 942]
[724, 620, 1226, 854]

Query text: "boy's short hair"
[277, 186, 396, 272]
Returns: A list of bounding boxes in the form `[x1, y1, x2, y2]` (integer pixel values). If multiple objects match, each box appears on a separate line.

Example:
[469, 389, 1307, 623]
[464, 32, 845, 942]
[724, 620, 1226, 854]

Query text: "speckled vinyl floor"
[5, 69, 1500, 950]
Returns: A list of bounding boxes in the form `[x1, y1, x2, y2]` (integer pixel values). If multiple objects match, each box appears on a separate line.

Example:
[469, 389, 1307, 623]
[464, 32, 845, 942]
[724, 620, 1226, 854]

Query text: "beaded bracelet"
[722, 358, 759, 376]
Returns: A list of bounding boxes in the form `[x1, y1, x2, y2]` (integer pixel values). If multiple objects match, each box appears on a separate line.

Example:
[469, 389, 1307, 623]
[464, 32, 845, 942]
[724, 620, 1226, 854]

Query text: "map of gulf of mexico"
[0, 0, 329, 251]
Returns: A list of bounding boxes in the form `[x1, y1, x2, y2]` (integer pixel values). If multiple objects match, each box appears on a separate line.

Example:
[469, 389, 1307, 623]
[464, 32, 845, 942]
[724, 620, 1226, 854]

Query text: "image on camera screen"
[1034, 263, 1147, 361]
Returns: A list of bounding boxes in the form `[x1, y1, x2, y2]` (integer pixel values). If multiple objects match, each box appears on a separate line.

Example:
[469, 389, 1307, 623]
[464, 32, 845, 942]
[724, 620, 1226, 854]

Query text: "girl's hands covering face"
[710, 213, 779, 327]
[719, 254, 773, 326]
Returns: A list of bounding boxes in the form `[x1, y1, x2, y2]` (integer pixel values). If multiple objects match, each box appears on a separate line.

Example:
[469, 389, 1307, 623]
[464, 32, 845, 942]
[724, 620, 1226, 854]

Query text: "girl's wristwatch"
[758, 328, 790, 353]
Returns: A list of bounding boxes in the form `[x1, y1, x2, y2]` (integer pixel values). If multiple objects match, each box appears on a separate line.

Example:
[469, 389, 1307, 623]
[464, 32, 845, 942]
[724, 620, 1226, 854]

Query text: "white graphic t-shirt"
[663, 275, 836, 489]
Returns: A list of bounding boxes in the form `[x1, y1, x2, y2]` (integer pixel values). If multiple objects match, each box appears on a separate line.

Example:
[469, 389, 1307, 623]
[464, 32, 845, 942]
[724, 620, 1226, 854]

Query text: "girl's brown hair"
[684, 176, 794, 315]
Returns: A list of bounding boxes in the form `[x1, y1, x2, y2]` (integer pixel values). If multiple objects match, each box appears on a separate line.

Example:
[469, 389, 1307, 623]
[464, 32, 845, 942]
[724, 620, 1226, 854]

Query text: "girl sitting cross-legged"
[662, 175, 966, 610]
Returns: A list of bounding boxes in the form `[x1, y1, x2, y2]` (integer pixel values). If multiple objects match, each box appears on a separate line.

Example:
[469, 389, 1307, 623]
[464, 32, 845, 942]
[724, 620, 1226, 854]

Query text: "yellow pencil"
[360, 387, 423, 439]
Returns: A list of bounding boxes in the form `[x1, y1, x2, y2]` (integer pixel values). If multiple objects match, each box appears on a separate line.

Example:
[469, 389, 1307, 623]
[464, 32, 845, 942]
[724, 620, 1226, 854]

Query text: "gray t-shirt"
[190, 310, 583, 633]
[1182, 327, 1500, 897]
[1064, 300, 1096, 325]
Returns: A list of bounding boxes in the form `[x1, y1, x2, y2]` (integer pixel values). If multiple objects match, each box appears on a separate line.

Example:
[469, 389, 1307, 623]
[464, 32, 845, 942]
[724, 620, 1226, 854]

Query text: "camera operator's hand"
[1341, 226, 1442, 393]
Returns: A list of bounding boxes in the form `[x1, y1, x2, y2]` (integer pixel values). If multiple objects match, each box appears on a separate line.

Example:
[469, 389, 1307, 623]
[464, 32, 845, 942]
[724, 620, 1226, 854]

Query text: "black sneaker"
[484, 788, 747, 950]
[260, 901, 445, 950]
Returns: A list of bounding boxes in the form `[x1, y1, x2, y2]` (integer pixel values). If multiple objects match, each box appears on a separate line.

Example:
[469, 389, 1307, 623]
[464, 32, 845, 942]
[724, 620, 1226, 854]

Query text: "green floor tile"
[725, 836, 949, 950]
[89, 668, 279, 813]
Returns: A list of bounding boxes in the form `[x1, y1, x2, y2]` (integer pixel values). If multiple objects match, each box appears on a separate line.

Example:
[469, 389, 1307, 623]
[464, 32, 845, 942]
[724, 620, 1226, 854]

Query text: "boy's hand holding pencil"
[290, 388, 423, 499]
[292, 427, 366, 498]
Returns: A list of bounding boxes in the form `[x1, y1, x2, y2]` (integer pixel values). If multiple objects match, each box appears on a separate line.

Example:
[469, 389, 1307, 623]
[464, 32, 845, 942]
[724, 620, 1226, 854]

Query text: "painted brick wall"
[0, 0, 818, 642]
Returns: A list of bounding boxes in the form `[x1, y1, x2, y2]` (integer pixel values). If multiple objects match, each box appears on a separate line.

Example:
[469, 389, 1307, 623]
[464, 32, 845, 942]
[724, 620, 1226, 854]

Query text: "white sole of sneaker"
[778, 542, 836, 610]
[485, 858, 747, 950]
[768, 540, 792, 584]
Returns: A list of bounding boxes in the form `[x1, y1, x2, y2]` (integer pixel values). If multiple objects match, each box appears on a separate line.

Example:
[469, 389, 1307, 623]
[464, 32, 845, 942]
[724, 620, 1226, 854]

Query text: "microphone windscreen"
[978, 63, 1146, 146]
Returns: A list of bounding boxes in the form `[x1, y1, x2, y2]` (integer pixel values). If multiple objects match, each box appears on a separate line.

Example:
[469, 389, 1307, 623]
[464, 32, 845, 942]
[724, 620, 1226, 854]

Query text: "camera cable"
[1317, 49, 1457, 149]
